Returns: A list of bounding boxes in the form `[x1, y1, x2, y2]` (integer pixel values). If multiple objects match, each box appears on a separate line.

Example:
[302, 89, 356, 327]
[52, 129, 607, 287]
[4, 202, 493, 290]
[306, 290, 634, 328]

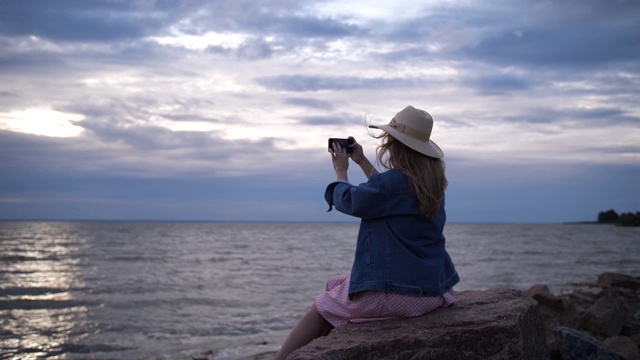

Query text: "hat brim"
[369, 124, 444, 159]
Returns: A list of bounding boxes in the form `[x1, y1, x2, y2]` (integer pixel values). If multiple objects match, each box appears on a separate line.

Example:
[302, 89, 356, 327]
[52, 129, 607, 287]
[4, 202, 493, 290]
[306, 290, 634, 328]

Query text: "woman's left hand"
[330, 142, 349, 180]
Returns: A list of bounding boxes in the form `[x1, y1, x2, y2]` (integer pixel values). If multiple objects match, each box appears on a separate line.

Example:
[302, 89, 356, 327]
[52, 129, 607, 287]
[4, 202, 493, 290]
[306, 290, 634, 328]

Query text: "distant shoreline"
[562, 221, 603, 225]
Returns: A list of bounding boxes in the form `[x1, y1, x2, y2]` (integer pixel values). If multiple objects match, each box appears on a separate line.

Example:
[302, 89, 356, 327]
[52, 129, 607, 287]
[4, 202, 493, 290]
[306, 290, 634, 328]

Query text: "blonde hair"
[375, 134, 448, 218]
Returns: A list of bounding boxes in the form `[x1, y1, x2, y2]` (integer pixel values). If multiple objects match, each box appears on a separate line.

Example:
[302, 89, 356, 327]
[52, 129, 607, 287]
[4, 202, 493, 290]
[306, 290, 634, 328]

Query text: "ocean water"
[1, 221, 638, 359]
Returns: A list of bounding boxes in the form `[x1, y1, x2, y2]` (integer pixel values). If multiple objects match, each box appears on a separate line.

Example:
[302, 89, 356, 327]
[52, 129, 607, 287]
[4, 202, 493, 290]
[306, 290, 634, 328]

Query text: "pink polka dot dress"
[316, 273, 457, 328]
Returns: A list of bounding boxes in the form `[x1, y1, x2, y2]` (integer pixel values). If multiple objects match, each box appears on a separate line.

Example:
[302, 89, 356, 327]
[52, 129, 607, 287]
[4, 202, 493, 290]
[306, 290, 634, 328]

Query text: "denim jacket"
[325, 169, 459, 297]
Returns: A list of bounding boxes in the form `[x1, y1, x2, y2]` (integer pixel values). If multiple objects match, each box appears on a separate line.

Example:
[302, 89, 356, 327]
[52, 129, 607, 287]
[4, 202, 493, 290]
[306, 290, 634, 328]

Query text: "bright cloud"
[0, 109, 85, 137]
[150, 31, 250, 50]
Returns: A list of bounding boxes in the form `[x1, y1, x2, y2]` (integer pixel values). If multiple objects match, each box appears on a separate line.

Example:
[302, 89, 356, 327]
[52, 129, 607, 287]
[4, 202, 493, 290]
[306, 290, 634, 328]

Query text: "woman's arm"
[355, 157, 378, 179]
[348, 137, 378, 179]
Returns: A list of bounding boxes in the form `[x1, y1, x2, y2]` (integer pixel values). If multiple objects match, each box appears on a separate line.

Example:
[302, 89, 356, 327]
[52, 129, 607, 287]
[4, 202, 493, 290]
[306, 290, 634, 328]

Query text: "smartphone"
[328, 138, 354, 154]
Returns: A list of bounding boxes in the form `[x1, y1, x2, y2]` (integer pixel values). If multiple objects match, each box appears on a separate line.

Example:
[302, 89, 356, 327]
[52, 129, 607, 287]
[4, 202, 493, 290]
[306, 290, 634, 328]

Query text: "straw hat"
[368, 105, 444, 158]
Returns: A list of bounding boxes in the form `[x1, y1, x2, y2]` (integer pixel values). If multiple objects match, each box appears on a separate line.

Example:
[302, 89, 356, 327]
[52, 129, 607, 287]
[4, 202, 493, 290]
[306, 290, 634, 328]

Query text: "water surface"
[1, 221, 638, 359]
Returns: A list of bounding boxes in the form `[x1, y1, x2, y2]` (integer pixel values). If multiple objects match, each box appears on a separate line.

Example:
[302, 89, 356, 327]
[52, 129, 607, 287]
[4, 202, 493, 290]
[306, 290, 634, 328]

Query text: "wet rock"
[525, 284, 564, 310]
[582, 295, 627, 337]
[527, 272, 640, 359]
[599, 273, 640, 290]
[287, 289, 548, 360]
[603, 336, 640, 360]
[554, 326, 625, 360]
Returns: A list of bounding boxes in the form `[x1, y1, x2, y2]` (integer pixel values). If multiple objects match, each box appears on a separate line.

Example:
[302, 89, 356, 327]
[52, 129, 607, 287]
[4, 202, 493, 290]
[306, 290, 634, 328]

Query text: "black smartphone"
[328, 138, 354, 154]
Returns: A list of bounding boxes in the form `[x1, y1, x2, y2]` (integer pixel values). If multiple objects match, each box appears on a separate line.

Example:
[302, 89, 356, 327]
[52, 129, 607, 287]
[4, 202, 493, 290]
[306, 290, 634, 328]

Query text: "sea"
[1, 221, 639, 359]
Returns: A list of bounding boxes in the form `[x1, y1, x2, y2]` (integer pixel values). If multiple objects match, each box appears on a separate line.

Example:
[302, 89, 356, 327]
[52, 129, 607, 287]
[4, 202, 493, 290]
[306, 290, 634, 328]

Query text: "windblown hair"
[375, 134, 448, 218]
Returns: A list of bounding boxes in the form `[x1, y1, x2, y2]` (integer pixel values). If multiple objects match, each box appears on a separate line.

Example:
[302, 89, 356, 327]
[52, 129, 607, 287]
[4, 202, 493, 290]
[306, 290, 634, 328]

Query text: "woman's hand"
[347, 137, 365, 164]
[330, 142, 349, 181]
[348, 136, 378, 179]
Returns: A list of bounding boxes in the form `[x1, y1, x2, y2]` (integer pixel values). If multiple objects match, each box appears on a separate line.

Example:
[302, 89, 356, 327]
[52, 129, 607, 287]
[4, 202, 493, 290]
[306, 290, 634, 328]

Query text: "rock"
[287, 289, 548, 360]
[519, 273, 640, 359]
[582, 295, 627, 337]
[603, 336, 640, 360]
[525, 284, 564, 310]
[568, 289, 601, 307]
[599, 273, 640, 290]
[555, 326, 625, 360]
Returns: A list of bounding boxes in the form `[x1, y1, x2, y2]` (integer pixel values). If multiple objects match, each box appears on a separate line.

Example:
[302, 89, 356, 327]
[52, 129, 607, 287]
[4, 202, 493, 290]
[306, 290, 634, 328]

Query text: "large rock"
[525, 272, 640, 359]
[287, 289, 548, 360]
[604, 336, 640, 360]
[598, 272, 640, 290]
[554, 326, 625, 360]
[581, 295, 627, 337]
[525, 284, 564, 311]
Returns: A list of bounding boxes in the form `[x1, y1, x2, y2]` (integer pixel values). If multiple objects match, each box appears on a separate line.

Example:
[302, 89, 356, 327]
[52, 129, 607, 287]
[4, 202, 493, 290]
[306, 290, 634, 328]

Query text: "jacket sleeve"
[324, 174, 390, 219]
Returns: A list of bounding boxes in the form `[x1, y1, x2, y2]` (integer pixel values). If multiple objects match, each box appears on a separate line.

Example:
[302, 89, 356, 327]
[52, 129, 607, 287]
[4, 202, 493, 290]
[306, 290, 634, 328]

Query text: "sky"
[0, 0, 638, 223]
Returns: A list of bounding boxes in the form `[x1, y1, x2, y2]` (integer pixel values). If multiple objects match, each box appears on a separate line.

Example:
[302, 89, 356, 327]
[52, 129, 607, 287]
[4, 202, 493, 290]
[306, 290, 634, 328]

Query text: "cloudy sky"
[0, 0, 638, 223]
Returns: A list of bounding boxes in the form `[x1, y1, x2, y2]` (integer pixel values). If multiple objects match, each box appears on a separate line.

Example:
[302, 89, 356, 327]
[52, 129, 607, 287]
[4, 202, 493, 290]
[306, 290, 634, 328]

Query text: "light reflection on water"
[0, 222, 90, 359]
[0, 221, 638, 359]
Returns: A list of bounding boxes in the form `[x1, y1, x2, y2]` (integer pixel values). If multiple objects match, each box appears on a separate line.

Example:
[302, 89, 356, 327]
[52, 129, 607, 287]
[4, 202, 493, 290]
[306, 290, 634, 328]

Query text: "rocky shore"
[288, 288, 548, 359]
[525, 272, 640, 360]
[281, 272, 639, 360]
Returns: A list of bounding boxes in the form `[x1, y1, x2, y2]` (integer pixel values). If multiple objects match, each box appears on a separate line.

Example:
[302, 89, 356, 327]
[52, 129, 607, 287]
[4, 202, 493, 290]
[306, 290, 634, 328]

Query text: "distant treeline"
[598, 209, 640, 227]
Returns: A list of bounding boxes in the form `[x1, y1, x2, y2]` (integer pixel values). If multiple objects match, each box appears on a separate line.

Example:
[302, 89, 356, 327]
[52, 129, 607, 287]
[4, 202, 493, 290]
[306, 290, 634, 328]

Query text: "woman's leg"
[273, 301, 330, 360]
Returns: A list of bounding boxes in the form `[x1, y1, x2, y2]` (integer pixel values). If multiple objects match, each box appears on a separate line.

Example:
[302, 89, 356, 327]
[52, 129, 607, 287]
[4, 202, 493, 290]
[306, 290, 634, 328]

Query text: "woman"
[274, 105, 459, 360]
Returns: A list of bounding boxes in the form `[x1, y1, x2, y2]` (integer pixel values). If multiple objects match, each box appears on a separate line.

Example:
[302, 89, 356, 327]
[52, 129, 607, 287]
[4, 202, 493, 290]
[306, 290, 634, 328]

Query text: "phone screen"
[328, 138, 354, 154]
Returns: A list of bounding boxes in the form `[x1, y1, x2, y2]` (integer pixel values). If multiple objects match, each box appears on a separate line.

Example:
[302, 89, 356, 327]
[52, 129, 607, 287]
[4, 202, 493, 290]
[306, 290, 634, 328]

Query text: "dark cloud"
[597, 144, 640, 156]
[0, 172, 328, 221]
[375, 1, 640, 71]
[283, 98, 335, 110]
[236, 37, 274, 60]
[188, 1, 365, 38]
[0, 91, 18, 97]
[0, 36, 185, 83]
[464, 26, 640, 68]
[503, 107, 640, 126]
[0, 0, 182, 42]
[255, 75, 417, 92]
[569, 108, 634, 124]
[0, 125, 329, 221]
[80, 121, 216, 151]
[272, 14, 365, 38]
[0, 49, 68, 72]
[0, 123, 301, 189]
[0, 131, 93, 179]
[456, 1, 640, 68]
[296, 115, 354, 126]
[446, 160, 640, 223]
[465, 73, 532, 94]
[160, 113, 222, 123]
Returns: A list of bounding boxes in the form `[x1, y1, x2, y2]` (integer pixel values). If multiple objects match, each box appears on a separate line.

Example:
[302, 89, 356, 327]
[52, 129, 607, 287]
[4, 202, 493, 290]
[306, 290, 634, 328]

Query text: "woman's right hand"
[348, 137, 366, 164]
[348, 136, 378, 178]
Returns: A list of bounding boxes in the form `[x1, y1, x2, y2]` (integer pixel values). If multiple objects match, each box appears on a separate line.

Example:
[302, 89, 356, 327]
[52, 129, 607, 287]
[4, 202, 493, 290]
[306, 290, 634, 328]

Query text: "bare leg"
[273, 301, 330, 360]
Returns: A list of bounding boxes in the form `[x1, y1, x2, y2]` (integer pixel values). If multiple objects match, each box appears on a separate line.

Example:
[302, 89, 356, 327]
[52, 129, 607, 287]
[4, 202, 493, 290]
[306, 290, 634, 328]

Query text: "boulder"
[554, 326, 625, 360]
[524, 272, 640, 359]
[604, 336, 640, 360]
[525, 284, 564, 310]
[287, 289, 548, 360]
[598, 272, 640, 290]
[581, 295, 627, 337]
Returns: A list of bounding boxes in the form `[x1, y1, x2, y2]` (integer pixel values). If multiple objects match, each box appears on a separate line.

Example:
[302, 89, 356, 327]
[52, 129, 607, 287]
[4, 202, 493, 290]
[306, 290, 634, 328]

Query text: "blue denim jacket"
[325, 169, 459, 297]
